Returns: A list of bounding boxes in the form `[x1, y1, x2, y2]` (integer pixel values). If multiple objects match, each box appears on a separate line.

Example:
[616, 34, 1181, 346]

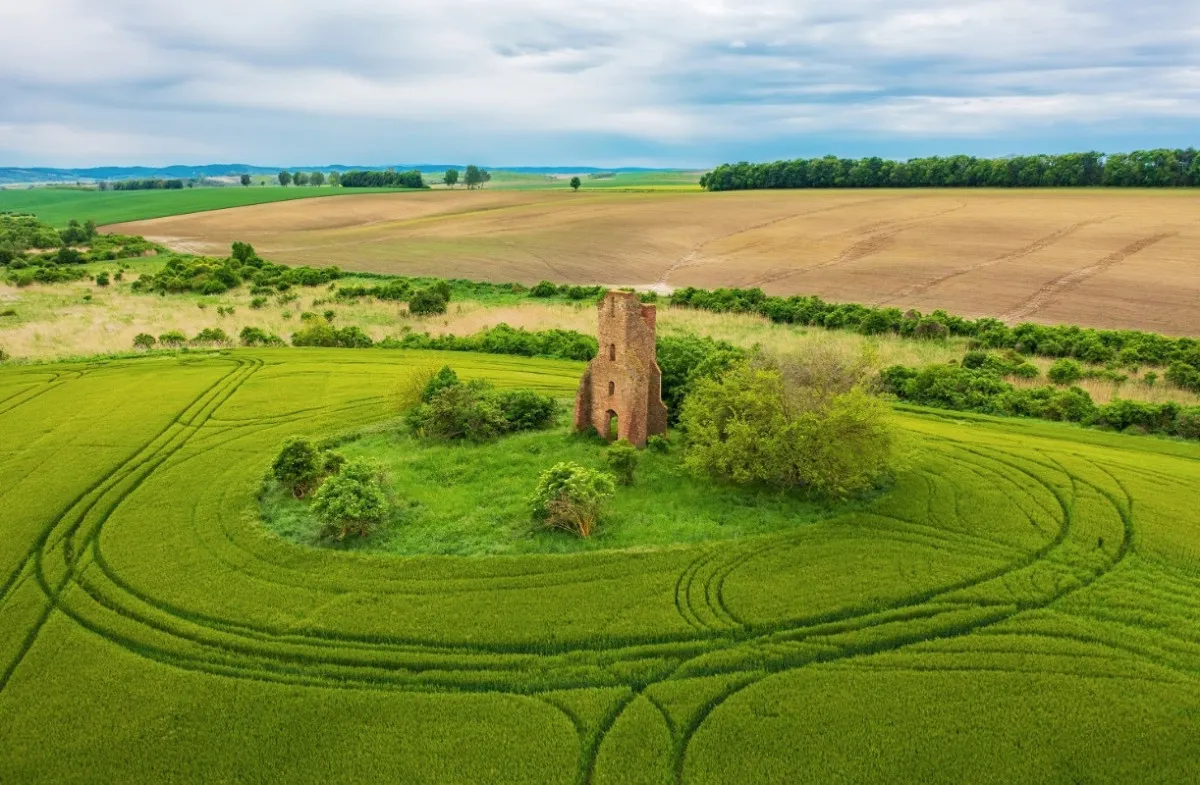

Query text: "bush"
[95, 272, 110, 287]
[192, 327, 230, 345]
[0, 348, 8, 363]
[421, 365, 460, 403]
[158, 330, 187, 347]
[656, 334, 745, 423]
[604, 441, 640, 486]
[962, 350, 988, 369]
[322, 450, 347, 475]
[1048, 358, 1084, 386]
[530, 280, 557, 298]
[647, 435, 671, 453]
[311, 459, 390, 540]
[1176, 410, 1200, 440]
[408, 287, 449, 316]
[406, 371, 558, 441]
[291, 324, 374, 348]
[680, 356, 898, 500]
[493, 389, 559, 431]
[913, 318, 949, 340]
[240, 326, 284, 347]
[1165, 361, 1200, 393]
[133, 333, 156, 350]
[271, 437, 324, 497]
[250, 297, 268, 309]
[529, 462, 615, 538]
[407, 380, 508, 442]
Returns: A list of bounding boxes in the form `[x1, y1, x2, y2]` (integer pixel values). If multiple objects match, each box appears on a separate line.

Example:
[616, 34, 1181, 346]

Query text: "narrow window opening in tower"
[608, 381, 615, 396]
[609, 344, 616, 361]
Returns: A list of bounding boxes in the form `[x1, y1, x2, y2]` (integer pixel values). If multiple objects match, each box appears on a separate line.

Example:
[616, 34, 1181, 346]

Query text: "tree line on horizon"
[700, 149, 1200, 190]
[272, 166, 498, 191]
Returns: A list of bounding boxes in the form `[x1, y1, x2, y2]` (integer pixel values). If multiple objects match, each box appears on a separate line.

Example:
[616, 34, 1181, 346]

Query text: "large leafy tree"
[311, 459, 390, 539]
[679, 353, 898, 500]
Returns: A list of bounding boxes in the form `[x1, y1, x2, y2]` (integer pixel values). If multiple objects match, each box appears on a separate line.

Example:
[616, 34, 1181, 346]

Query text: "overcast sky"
[2, 0, 1198, 168]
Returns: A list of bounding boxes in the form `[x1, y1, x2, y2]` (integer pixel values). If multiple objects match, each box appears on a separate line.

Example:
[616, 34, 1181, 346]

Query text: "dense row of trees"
[276, 171, 336, 187]
[700, 149, 1200, 190]
[110, 179, 185, 191]
[339, 169, 427, 188]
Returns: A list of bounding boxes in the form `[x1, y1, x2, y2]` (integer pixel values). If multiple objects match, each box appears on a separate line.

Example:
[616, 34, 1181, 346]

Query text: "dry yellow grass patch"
[3, 280, 1196, 408]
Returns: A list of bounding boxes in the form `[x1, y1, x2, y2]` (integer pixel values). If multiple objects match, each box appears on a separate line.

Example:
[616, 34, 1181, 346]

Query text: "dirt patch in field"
[105, 189, 1200, 335]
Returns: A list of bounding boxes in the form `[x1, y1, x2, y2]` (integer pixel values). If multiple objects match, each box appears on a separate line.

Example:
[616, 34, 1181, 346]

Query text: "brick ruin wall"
[574, 291, 668, 447]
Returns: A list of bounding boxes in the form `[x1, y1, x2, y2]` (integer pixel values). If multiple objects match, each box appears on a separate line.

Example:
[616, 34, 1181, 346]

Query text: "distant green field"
[0, 187, 399, 228]
[481, 170, 704, 191]
[2, 348, 1199, 782]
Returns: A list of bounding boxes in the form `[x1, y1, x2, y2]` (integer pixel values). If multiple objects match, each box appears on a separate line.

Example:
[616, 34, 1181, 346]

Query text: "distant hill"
[0, 164, 690, 186]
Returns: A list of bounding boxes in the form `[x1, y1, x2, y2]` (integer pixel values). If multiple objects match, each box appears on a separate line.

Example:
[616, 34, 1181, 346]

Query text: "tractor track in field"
[27, 419, 1141, 717]
[0, 358, 261, 694]
[655, 195, 903, 287]
[1000, 231, 1177, 322]
[7, 355, 1197, 785]
[877, 217, 1111, 306]
[751, 201, 967, 288]
[668, 447, 1141, 784]
[0, 368, 94, 418]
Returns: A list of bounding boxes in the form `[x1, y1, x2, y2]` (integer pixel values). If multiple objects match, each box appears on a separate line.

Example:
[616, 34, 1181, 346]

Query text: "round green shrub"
[409, 287, 449, 316]
[530, 280, 557, 298]
[529, 462, 615, 538]
[1048, 358, 1084, 386]
[158, 330, 187, 347]
[604, 441, 640, 486]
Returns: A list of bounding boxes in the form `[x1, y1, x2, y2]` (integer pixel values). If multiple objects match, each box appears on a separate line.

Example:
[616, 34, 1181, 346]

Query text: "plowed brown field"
[106, 188, 1200, 334]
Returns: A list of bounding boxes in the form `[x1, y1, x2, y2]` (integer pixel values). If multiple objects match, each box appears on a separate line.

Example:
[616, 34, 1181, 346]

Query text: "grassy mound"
[261, 427, 851, 555]
[1, 348, 1199, 782]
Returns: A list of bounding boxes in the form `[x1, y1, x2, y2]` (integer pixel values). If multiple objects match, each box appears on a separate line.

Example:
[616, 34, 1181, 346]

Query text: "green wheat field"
[2, 349, 1199, 783]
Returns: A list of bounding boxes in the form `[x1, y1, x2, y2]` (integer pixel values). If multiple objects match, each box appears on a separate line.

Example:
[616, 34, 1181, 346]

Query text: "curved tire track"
[1001, 232, 1176, 322]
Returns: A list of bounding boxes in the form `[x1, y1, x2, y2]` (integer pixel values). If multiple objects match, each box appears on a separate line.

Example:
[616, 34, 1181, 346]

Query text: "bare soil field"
[106, 188, 1200, 335]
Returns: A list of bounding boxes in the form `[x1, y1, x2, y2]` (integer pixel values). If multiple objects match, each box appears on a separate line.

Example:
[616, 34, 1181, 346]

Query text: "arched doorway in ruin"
[604, 409, 619, 442]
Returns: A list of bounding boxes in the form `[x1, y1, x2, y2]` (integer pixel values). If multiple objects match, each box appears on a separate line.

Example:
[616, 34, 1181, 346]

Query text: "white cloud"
[0, 0, 1197, 164]
[0, 123, 216, 164]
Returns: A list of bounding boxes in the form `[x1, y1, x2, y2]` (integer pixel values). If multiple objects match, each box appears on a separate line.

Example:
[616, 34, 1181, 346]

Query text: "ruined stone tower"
[574, 291, 668, 448]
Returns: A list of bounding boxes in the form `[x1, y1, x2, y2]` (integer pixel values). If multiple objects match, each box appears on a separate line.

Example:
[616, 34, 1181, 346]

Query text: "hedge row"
[132, 242, 341, 295]
[882, 363, 1200, 440]
[667, 286, 1200, 378]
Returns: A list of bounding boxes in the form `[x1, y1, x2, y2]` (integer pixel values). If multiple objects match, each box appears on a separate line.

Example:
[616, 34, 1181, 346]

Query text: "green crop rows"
[1, 349, 1199, 783]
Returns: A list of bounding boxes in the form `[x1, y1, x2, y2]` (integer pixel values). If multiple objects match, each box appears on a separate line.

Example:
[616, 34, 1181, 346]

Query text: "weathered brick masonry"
[574, 291, 668, 447]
